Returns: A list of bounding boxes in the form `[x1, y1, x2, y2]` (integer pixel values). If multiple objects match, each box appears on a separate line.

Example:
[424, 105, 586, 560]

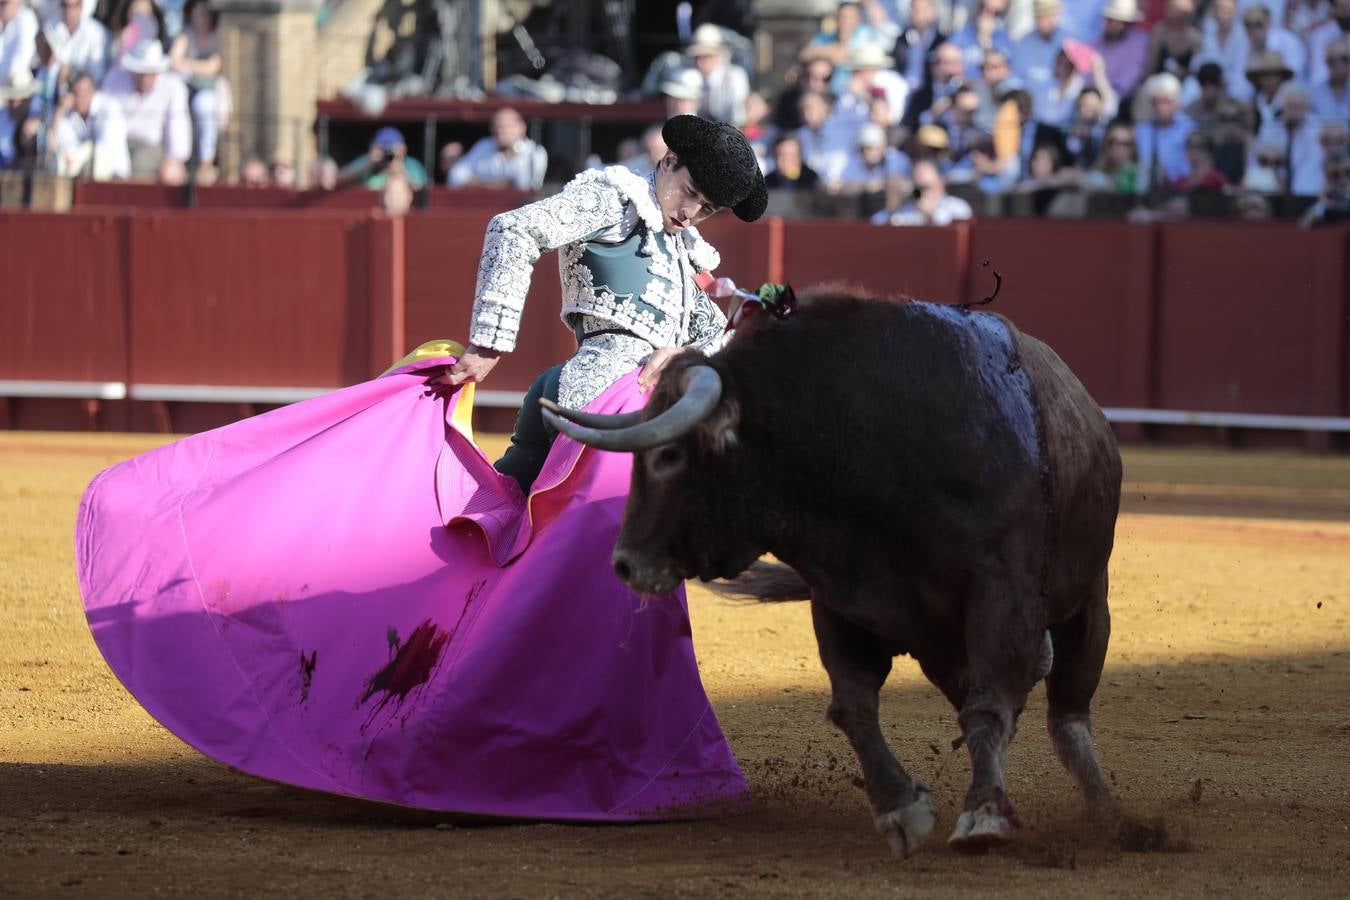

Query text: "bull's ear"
[698, 394, 740, 455]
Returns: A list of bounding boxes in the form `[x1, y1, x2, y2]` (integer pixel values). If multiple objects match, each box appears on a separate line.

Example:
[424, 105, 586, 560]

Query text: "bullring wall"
[1, 209, 1347, 440]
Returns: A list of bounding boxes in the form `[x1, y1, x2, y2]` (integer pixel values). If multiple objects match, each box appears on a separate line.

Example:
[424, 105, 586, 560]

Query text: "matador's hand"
[638, 347, 680, 393]
[429, 345, 502, 388]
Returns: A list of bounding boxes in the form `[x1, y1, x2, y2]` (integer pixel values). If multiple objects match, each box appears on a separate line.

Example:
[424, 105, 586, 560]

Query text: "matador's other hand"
[431, 345, 502, 388]
[638, 347, 680, 393]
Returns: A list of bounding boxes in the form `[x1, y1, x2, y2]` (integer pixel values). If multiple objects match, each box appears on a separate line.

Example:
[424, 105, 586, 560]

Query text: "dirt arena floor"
[3, 432, 1349, 898]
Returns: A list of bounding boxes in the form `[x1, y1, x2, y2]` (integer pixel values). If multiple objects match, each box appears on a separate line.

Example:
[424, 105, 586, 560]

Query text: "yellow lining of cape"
[383, 339, 475, 443]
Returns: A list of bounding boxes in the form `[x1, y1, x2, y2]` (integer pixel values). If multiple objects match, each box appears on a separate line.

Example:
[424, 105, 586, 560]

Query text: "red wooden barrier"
[967, 220, 1157, 409]
[1154, 222, 1349, 416]
[779, 220, 967, 302]
[124, 210, 377, 388]
[0, 212, 129, 383]
[73, 180, 533, 213]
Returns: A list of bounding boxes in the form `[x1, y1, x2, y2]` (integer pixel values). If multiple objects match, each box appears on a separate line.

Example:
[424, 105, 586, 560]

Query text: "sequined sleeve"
[685, 290, 730, 354]
[468, 181, 627, 352]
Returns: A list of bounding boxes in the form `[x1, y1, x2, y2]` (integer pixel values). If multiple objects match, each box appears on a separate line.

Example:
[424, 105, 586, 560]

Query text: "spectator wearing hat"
[684, 23, 750, 126]
[1306, 0, 1349, 86]
[872, 155, 973, 224]
[341, 126, 429, 191]
[1186, 61, 1236, 131]
[836, 120, 912, 194]
[764, 133, 821, 190]
[894, 0, 947, 90]
[1245, 49, 1295, 129]
[835, 43, 910, 132]
[449, 107, 546, 191]
[1241, 4, 1307, 81]
[0, 0, 38, 86]
[656, 66, 702, 119]
[46, 69, 130, 179]
[796, 89, 852, 184]
[1256, 81, 1325, 195]
[1311, 37, 1350, 118]
[1200, 0, 1250, 99]
[1093, 0, 1151, 100]
[1147, 0, 1203, 84]
[45, 0, 108, 84]
[101, 40, 190, 178]
[1012, 0, 1067, 108]
[950, 0, 1014, 80]
[659, 68, 703, 119]
[1134, 72, 1195, 192]
[0, 67, 37, 168]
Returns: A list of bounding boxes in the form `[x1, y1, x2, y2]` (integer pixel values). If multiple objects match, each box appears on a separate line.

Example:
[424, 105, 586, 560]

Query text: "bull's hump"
[910, 302, 1039, 465]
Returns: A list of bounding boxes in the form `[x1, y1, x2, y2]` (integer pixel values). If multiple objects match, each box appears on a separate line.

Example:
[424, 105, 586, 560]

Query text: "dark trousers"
[494, 363, 564, 494]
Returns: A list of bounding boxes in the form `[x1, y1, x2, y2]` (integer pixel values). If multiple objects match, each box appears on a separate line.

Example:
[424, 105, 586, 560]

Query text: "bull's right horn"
[540, 365, 723, 452]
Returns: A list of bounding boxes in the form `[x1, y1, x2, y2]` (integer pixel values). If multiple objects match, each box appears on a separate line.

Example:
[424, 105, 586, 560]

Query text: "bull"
[541, 288, 1123, 856]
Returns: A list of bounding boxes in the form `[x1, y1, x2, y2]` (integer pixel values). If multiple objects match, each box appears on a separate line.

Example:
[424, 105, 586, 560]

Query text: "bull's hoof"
[947, 800, 1020, 853]
[874, 786, 937, 858]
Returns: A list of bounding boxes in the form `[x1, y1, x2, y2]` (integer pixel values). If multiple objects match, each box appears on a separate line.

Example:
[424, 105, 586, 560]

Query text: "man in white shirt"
[874, 155, 973, 224]
[100, 40, 190, 178]
[684, 24, 751, 127]
[45, 0, 108, 83]
[1312, 38, 1350, 120]
[1240, 4, 1307, 81]
[47, 69, 129, 179]
[0, 0, 38, 85]
[1257, 82, 1325, 196]
[0, 66, 37, 168]
[1134, 73, 1195, 193]
[1305, 0, 1349, 86]
[448, 107, 547, 190]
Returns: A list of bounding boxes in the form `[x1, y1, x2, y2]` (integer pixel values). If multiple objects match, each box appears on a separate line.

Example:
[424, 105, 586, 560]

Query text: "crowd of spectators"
[2, 0, 1347, 225]
[0, 0, 224, 183]
[605, 0, 1349, 226]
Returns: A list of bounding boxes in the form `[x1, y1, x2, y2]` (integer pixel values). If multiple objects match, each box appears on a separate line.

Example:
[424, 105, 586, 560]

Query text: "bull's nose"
[612, 551, 634, 584]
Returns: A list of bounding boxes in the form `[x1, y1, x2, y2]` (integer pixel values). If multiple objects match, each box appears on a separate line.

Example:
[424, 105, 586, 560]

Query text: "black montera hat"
[661, 115, 768, 222]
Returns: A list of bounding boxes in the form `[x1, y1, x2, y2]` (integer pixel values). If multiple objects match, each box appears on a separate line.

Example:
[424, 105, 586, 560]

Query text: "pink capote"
[75, 355, 748, 820]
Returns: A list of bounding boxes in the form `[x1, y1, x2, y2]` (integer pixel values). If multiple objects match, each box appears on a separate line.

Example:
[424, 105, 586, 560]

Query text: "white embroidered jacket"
[468, 165, 727, 354]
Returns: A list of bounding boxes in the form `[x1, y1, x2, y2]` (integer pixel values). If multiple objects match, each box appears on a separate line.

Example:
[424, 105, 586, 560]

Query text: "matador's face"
[653, 153, 721, 235]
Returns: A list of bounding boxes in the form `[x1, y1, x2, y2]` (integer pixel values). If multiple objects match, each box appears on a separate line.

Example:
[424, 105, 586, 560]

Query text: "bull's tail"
[705, 561, 811, 603]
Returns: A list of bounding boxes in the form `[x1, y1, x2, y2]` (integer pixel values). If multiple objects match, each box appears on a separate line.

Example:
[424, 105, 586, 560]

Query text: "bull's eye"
[649, 444, 686, 477]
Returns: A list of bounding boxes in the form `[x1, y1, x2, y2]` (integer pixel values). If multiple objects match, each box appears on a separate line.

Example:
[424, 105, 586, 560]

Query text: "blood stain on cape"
[299, 650, 317, 702]
[359, 620, 450, 716]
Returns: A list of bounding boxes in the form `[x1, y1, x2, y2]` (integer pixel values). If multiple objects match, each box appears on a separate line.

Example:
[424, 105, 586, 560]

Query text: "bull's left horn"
[541, 366, 723, 452]
[537, 399, 644, 430]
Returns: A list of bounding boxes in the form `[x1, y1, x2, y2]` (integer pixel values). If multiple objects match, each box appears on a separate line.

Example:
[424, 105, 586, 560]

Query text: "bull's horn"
[537, 398, 644, 430]
[541, 366, 723, 452]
